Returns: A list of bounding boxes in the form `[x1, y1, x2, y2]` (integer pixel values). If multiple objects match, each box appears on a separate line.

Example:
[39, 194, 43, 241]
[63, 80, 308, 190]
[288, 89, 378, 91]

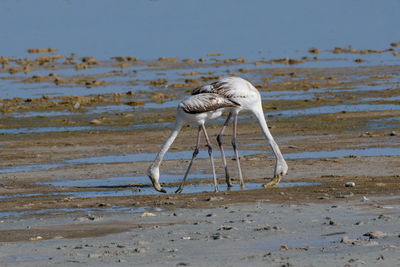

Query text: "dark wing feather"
[180, 93, 240, 114]
[191, 81, 235, 98]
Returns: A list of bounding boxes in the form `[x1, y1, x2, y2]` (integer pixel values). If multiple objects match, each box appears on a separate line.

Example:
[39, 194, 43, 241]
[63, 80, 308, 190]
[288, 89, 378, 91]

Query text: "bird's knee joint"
[207, 145, 213, 155]
[231, 138, 237, 150]
[193, 148, 199, 157]
[216, 135, 222, 146]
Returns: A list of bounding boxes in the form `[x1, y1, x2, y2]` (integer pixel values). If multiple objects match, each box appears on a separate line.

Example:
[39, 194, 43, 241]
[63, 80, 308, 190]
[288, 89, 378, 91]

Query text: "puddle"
[367, 116, 400, 129]
[284, 147, 400, 159]
[37, 171, 220, 187]
[261, 90, 317, 101]
[0, 192, 67, 200]
[1, 146, 399, 174]
[0, 206, 149, 219]
[16, 181, 321, 200]
[0, 122, 171, 135]
[64, 181, 312, 197]
[2, 101, 398, 135]
[0, 254, 54, 264]
[68, 149, 263, 165]
[268, 104, 400, 118]
[0, 149, 264, 173]
[0, 1, 399, 101]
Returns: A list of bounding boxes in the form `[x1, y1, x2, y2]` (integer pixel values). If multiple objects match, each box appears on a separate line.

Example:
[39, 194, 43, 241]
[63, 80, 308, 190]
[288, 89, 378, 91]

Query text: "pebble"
[218, 225, 237, 231]
[29, 236, 43, 241]
[345, 182, 355, 187]
[141, 212, 156, 217]
[134, 247, 146, 253]
[176, 263, 191, 266]
[88, 253, 101, 258]
[90, 119, 102, 125]
[206, 196, 223, 201]
[329, 220, 336, 226]
[363, 230, 387, 239]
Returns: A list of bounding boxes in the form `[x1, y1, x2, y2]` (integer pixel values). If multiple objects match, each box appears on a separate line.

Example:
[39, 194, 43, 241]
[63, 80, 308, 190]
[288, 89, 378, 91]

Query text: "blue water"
[0, 149, 264, 173]
[0, 206, 149, 219]
[284, 147, 400, 159]
[0, 181, 322, 203]
[1, 146, 399, 175]
[1, 0, 399, 60]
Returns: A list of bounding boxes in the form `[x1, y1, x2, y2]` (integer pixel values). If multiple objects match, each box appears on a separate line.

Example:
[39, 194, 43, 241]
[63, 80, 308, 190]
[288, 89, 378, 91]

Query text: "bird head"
[147, 165, 167, 193]
[274, 160, 288, 177]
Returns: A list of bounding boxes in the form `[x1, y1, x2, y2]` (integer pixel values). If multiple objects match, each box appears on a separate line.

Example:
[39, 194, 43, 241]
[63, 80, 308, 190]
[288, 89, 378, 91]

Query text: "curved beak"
[152, 180, 167, 193]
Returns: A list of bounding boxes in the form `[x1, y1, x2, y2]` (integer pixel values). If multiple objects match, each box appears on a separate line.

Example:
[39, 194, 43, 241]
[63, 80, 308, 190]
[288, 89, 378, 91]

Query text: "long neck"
[151, 120, 183, 168]
[253, 105, 284, 161]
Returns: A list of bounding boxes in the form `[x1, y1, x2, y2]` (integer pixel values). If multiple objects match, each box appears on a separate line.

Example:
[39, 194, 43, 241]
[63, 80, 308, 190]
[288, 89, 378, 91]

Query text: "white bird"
[147, 76, 288, 193]
[191, 76, 288, 188]
[147, 92, 239, 193]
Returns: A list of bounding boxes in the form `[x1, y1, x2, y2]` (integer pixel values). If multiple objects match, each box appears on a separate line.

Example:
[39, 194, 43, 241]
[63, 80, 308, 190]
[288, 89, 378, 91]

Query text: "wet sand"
[1, 48, 400, 266]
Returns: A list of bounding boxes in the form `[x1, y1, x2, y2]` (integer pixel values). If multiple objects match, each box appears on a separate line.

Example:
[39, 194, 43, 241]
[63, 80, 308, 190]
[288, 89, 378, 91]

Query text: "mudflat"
[1, 48, 400, 266]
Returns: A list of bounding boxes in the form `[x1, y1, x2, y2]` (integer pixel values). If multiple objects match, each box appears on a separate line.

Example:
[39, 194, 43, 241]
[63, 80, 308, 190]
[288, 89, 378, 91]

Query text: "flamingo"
[147, 76, 288, 193]
[147, 92, 239, 193]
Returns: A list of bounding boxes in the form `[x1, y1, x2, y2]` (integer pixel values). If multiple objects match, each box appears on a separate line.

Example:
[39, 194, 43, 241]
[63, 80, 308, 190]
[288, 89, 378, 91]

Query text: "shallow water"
[1, 147, 399, 174]
[268, 103, 400, 118]
[0, 206, 149, 219]
[0, 181, 321, 203]
[284, 147, 400, 159]
[0, 149, 264, 173]
[0, 0, 399, 102]
[1, 0, 398, 61]
[67, 181, 321, 197]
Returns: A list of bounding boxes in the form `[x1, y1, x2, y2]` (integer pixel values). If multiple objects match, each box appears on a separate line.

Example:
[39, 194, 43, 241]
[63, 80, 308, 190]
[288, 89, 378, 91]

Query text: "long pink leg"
[175, 126, 201, 194]
[216, 112, 233, 187]
[201, 124, 219, 192]
[232, 114, 244, 189]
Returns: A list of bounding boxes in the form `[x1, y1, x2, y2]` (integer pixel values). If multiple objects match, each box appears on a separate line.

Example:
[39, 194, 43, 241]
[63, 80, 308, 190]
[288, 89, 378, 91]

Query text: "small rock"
[134, 247, 146, 253]
[88, 253, 101, 258]
[29, 236, 43, 241]
[335, 192, 354, 198]
[389, 131, 398, 136]
[206, 196, 223, 201]
[87, 214, 101, 221]
[345, 182, 355, 187]
[218, 225, 237, 231]
[341, 236, 355, 244]
[363, 230, 387, 239]
[136, 240, 150, 246]
[141, 212, 156, 217]
[361, 196, 369, 202]
[378, 214, 393, 221]
[255, 224, 283, 231]
[90, 119, 102, 125]
[176, 263, 191, 266]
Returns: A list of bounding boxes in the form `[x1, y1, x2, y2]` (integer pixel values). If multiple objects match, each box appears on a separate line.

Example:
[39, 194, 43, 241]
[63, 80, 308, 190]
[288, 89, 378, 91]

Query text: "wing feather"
[180, 93, 239, 114]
